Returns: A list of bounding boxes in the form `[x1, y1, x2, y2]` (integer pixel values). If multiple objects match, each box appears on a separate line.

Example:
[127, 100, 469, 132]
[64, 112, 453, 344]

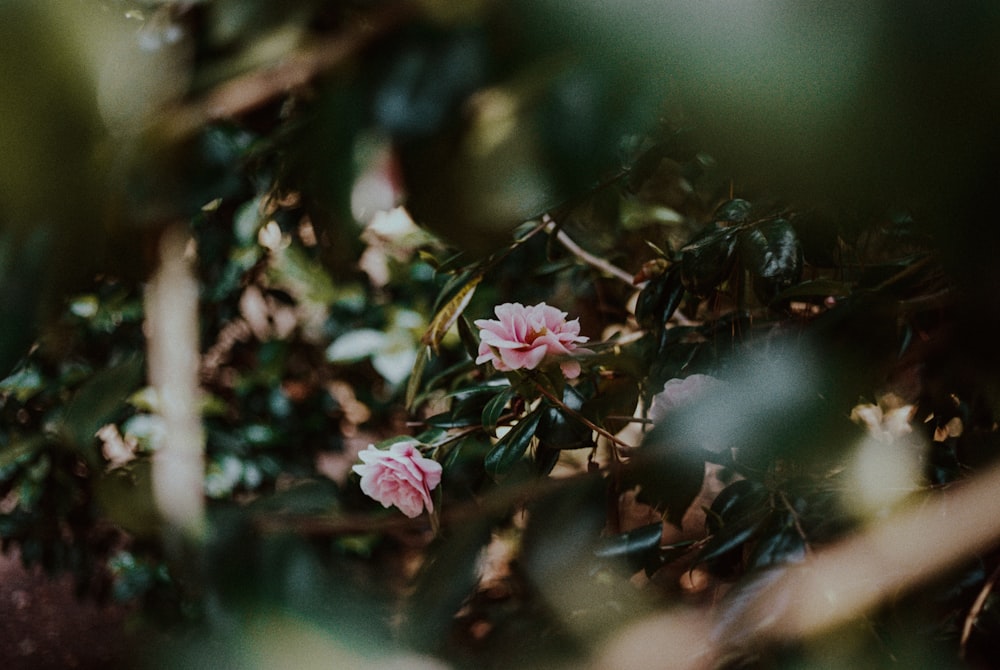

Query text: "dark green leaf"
[747, 517, 807, 570]
[773, 278, 852, 302]
[537, 384, 594, 450]
[635, 267, 684, 330]
[738, 219, 803, 303]
[484, 408, 543, 476]
[712, 198, 753, 225]
[534, 444, 562, 475]
[594, 522, 663, 572]
[707, 479, 770, 533]
[697, 512, 766, 577]
[679, 226, 739, 295]
[482, 386, 515, 432]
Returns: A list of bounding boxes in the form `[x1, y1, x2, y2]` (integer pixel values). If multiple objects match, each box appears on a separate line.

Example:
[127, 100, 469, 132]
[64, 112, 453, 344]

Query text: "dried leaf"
[422, 273, 481, 353]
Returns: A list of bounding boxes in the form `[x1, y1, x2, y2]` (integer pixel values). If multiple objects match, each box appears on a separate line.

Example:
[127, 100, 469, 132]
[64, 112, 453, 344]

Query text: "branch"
[154, 3, 415, 141]
[531, 379, 633, 453]
[544, 215, 638, 287]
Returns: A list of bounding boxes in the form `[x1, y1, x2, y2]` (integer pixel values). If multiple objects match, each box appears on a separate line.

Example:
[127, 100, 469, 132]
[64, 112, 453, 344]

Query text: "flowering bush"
[352, 440, 443, 518]
[3, 3, 999, 669]
[474, 302, 589, 379]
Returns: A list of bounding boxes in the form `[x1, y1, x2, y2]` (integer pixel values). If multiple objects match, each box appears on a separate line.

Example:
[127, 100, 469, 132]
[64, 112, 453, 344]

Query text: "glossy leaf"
[712, 198, 753, 225]
[707, 479, 770, 533]
[747, 515, 807, 570]
[482, 386, 515, 432]
[773, 278, 852, 302]
[679, 226, 739, 295]
[738, 218, 803, 303]
[594, 522, 663, 572]
[537, 384, 594, 450]
[484, 408, 543, 476]
[634, 267, 684, 330]
[698, 512, 767, 578]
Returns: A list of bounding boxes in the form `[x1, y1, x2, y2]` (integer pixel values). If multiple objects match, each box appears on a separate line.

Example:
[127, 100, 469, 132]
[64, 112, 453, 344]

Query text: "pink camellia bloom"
[648, 374, 725, 424]
[474, 302, 589, 379]
[352, 441, 443, 518]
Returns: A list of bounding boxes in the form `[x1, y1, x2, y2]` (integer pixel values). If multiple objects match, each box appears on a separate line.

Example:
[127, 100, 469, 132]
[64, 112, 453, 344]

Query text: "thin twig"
[777, 490, 813, 558]
[960, 561, 1000, 659]
[531, 380, 633, 453]
[543, 214, 638, 287]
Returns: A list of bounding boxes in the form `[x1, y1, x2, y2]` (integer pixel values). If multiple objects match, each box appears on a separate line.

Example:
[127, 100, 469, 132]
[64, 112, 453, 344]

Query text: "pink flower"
[648, 374, 725, 424]
[352, 441, 443, 518]
[474, 302, 589, 379]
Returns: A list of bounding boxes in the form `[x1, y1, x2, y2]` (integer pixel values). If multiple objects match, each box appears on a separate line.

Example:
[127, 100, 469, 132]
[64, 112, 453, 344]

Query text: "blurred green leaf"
[403, 516, 495, 652]
[0, 436, 47, 473]
[59, 356, 144, 458]
[0, 365, 45, 402]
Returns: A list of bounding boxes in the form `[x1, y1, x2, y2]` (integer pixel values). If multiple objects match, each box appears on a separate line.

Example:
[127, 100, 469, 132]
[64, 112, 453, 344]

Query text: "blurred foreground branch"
[146, 225, 206, 542]
[594, 463, 1000, 669]
[156, 3, 415, 140]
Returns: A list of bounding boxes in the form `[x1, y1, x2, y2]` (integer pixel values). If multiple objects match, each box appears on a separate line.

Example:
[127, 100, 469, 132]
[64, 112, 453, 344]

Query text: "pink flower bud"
[352, 441, 443, 518]
[474, 302, 590, 379]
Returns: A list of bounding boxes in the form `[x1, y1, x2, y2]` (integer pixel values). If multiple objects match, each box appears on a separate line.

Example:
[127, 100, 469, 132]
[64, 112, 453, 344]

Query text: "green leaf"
[59, 356, 144, 458]
[484, 408, 543, 476]
[0, 365, 45, 402]
[482, 386, 515, 432]
[0, 436, 47, 474]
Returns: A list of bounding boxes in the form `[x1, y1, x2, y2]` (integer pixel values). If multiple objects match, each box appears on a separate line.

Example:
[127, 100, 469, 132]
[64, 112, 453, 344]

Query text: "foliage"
[2, 1, 1000, 669]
